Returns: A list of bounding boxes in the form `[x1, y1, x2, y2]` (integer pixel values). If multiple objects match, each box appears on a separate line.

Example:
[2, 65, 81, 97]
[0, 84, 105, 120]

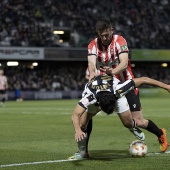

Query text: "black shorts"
[125, 88, 141, 112]
[0, 90, 6, 95]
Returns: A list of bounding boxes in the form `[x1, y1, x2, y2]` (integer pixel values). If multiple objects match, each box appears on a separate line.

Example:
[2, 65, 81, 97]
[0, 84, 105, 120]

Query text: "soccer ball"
[129, 140, 148, 157]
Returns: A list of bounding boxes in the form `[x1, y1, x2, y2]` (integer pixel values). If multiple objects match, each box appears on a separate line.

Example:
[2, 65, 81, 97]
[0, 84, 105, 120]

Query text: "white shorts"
[86, 96, 129, 114]
[114, 96, 130, 114]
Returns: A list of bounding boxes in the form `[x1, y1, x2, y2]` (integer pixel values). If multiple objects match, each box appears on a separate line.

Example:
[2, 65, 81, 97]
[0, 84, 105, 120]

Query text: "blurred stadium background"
[0, 0, 170, 101]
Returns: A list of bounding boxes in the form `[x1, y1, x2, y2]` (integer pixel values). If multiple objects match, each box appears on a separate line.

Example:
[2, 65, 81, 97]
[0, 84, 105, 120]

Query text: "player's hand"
[89, 73, 98, 82]
[75, 131, 87, 142]
[100, 66, 113, 76]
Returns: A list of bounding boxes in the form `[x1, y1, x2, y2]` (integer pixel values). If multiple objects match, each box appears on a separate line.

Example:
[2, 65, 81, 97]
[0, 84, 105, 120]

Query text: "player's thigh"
[125, 88, 141, 112]
[125, 90, 145, 123]
[115, 96, 132, 128]
[118, 110, 133, 128]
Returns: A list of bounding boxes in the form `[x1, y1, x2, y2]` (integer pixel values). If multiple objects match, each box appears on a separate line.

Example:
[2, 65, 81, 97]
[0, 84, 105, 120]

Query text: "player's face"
[98, 28, 113, 46]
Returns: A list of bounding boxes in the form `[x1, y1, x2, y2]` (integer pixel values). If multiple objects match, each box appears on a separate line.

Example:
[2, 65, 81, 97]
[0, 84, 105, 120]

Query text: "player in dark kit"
[68, 75, 169, 160]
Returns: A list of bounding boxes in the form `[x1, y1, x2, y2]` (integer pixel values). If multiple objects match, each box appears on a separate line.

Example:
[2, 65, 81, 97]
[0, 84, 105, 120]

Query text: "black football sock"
[2, 98, 5, 103]
[85, 118, 93, 154]
[146, 120, 163, 138]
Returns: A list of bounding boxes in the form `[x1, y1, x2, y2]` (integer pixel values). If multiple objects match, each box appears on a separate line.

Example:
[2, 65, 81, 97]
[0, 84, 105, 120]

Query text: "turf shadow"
[88, 149, 130, 161]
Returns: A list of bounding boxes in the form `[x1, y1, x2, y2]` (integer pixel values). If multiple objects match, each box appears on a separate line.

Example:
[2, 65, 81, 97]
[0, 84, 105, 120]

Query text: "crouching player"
[68, 75, 170, 160]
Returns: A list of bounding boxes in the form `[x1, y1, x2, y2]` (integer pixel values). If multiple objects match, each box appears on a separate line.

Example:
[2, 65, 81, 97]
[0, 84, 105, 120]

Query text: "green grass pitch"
[0, 98, 170, 170]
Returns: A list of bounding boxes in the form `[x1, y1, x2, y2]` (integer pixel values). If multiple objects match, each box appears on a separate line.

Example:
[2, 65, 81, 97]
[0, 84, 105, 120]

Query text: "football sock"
[85, 118, 93, 153]
[132, 119, 136, 128]
[2, 98, 5, 103]
[146, 119, 163, 138]
[77, 135, 87, 157]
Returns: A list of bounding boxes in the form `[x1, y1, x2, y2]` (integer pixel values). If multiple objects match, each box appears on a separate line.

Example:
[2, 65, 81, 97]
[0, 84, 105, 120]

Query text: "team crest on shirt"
[121, 45, 128, 51]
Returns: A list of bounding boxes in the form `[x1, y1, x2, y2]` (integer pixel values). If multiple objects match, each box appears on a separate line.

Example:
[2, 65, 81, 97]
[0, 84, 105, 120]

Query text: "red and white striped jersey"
[0, 75, 7, 90]
[88, 34, 134, 81]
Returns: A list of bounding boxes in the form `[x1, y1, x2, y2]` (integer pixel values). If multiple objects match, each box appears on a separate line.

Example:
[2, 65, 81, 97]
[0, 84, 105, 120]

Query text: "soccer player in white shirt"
[68, 75, 170, 160]
[0, 68, 8, 106]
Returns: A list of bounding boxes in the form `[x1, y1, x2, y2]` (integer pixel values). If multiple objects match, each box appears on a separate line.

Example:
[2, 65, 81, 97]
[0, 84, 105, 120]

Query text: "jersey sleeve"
[115, 35, 129, 55]
[115, 79, 135, 98]
[78, 93, 97, 109]
[88, 39, 97, 56]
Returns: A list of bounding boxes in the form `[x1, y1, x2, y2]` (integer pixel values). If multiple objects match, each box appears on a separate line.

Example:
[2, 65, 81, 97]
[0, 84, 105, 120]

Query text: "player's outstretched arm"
[133, 77, 170, 93]
[71, 104, 87, 142]
[115, 76, 170, 98]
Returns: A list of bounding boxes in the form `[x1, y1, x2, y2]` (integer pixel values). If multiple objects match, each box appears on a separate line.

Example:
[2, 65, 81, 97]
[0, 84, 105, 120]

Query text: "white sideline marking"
[0, 159, 74, 168]
[0, 151, 170, 168]
[147, 150, 170, 155]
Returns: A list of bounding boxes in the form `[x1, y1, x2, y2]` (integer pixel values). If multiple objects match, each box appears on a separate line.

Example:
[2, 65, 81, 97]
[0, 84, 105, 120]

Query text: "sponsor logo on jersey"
[121, 45, 128, 51]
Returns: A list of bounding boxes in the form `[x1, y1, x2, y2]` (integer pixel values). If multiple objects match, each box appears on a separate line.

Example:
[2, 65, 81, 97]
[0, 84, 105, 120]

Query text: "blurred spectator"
[14, 82, 23, 101]
[2, 62, 170, 92]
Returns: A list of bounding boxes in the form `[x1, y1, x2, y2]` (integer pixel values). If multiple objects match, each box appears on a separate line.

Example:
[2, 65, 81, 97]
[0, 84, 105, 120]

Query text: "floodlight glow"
[161, 63, 168, 67]
[32, 62, 38, 66]
[59, 39, 63, 43]
[53, 30, 64, 34]
[7, 61, 19, 66]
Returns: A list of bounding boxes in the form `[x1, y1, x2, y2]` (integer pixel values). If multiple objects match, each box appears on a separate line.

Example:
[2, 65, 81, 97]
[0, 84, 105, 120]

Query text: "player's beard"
[102, 40, 111, 46]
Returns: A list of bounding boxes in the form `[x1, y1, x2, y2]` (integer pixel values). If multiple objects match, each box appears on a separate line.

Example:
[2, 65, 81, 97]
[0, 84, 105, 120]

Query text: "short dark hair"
[95, 18, 112, 32]
[97, 91, 116, 115]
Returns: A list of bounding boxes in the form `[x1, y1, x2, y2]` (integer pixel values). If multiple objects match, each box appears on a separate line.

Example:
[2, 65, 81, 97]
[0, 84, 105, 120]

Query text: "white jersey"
[0, 75, 7, 90]
[78, 74, 135, 114]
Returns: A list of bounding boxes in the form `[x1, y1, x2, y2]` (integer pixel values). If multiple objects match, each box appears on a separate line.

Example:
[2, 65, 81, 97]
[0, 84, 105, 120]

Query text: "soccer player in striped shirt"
[85, 18, 168, 154]
[0, 68, 8, 106]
